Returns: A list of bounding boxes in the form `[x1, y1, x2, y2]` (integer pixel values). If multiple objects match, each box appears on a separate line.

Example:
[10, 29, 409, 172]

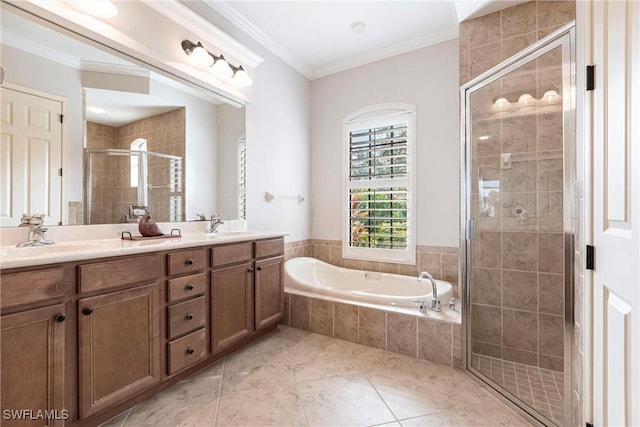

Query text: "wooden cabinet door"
[1, 304, 66, 427]
[78, 284, 160, 419]
[211, 263, 253, 353]
[254, 256, 284, 331]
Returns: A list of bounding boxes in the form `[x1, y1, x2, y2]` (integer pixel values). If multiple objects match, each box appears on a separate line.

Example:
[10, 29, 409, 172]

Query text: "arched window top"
[344, 103, 416, 126]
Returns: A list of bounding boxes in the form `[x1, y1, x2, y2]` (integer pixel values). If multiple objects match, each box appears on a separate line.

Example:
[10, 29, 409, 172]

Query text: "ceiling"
[204, 0, 527, 80]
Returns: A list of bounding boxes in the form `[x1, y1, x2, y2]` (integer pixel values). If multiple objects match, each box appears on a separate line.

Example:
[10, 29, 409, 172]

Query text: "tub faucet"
[16, 214, 55, 247]
[417, 271, 441, 312]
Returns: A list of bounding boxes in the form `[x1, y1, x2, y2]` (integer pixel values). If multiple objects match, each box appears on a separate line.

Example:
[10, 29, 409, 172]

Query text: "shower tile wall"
[460, 1, 579, 423]
[86, 108, 186, 223]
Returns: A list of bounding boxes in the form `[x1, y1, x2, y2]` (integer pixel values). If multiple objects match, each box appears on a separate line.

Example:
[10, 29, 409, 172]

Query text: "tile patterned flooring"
[102, 326, 533, 427]
[472, 353, 564, 424]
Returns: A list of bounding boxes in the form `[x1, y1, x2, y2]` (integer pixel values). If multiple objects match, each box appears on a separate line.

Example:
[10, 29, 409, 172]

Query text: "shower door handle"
[467, 219, 475, 240]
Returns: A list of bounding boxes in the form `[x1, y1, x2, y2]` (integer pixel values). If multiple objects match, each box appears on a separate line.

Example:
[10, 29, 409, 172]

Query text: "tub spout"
[418, 271, 441, 312]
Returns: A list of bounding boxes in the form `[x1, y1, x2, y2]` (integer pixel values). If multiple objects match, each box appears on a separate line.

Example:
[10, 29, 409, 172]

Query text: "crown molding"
[140, 0, 263, 69]
[311, 26, 459, 80]
[201, 0, 313, 79]
[80, 60, 149, 77]
[1, 31, 80, 69]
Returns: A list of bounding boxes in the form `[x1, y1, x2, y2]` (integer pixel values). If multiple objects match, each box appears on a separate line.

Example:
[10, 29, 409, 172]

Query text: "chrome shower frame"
[459, 22, 576, 426]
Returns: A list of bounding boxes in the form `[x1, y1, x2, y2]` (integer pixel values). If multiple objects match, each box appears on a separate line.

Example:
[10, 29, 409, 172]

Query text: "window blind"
[348, 123, 408, 250]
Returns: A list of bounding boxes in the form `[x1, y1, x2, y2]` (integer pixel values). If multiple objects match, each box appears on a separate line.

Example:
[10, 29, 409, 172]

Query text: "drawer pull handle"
[82, 308, 93, 316]
[186, 258, 194, 265]
[55, 313, 66, 322]
[186, 348, 195, 355]
[256, 266, 262, 271]
[185, 284, 195, 291]
[248, 268, 254, 273]
[186, 313, 194, 321]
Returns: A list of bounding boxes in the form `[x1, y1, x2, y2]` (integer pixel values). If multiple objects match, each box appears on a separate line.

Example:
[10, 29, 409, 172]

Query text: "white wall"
[310, 40, 460, 247]
[182, 3, 312, 242]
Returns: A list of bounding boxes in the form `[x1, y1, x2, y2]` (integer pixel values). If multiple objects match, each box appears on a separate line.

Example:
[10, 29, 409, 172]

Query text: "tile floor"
[472, 353, 564, 424]
[102, 326, 533, 427]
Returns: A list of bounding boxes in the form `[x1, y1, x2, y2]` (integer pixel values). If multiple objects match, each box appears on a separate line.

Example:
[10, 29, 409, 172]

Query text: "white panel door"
[592, 0, 640, 425]
[0, 87, 63, 226]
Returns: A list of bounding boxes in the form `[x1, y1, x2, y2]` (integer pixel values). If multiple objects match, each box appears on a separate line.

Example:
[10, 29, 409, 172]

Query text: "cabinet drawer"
[211, 242, 252, 268]
[254, 238, 284, 259]
[167, 296, 206, 339]
[167, 273, 206, 303]
[167, 328, 206, 375]
[79, 255, 159, 293]
[1, 268, 66, 309]
[167, 248, 206, 276]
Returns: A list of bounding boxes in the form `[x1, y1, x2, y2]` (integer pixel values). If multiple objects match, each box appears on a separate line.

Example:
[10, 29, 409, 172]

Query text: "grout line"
[118, 408, 132, 427]
[293, 375, 311, 427]
[212, 357, 226, 427]
[364, 373, 399, 423]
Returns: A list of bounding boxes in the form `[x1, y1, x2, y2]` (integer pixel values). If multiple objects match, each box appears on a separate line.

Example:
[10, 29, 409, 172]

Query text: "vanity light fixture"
[541, 89, 562, 105]
[517, 93, 537, 108]
[181, 39, 252, 87]
[492, 97, 511, 112]
[478, 135, 490, 141]
[66, 0, 118, 18]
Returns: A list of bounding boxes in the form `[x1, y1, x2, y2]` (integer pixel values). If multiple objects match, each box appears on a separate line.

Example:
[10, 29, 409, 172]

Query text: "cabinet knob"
[256, 266, 262, 271]
[185, 258, 194, 265]
[55, 313, 66, 322]
[248, 268, 254, 273]
[185, 284, 195, 291]
[82, 308, 93, 316]
[186, 313, 194, 320]
[186, 348, 195, 355]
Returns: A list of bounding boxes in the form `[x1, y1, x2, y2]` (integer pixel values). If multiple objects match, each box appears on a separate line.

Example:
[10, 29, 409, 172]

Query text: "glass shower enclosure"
[84, 148, 183, 224]
[460, 24, 575, 426]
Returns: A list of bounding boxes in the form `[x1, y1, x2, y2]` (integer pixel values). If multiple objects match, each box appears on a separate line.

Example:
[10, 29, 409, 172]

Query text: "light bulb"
[517, 93, 536, 108]
[212, 55, 233, 79]
[492, 97, 511, 112]
[541, 90, 561, 105]
[232, 66, 253, 87]
[66, 0, 118, 18]
[190, 44, 213, 69]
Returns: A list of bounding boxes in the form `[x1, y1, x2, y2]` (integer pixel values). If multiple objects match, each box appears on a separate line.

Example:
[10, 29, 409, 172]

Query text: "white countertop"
[0, 231, 288, 270]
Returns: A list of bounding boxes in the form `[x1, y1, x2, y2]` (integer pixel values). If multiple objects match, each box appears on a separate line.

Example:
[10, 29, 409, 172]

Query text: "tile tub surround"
[100, 325, 531, 427]
[285, 240, 461, 297]
[283, 291, 463, 369]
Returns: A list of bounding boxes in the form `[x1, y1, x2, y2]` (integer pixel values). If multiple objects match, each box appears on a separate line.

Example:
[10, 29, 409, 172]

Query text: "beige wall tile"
[472, 231, 501, 269]
[538, 158, 564, 192]
[344, 259, 362, 270]
[281, 293, 290, 326]
[470, 42, 501, 80]
[387, 312, 417, 357]
[502, 270, 538, 312]
[537, 191, 563, 232]
[471, 268, 502, 306]
[503, 232, 538, 272]
[539, 273, 564, 316]
[290, 294, 310, 331]
[334, 302, 358, 343]
[539, 233, 564, 274]
[537, 1, 575, 30]
[379, 262, 399, 274]
[418, 319, 452, 366]
[472, 340, 502, 358]
[471, 304, 501, 345]
[358, 307, 386, 350]
[468, 11, 501, 48]
[398, 263, 419, 278]
[310, 298, 333, 337]
[501, 1, 537, 39]
[503, 346, 538, 366]
[501, 193, 538, 232]
[538, 111, 563, 152]
[503, 309, 537, 351]
[502, 32, 538, 61]
[452, 324, 462, 368]
[418, 253, 442, 278]
[502, 115, 537, 154]
[315, 245, 330, 263]
[361, 261, 380, 272]
[539, 314, 564, 357]
[539, 354, 564, 372]
[441, 254, 459, 286]
[329, 246, 344, 267]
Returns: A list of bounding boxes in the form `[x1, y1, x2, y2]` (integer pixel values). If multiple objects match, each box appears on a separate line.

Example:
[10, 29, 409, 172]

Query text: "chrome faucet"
[417, 271, 441, 312]
[208, 213, 224, 233]
[16, 214, 55, 247]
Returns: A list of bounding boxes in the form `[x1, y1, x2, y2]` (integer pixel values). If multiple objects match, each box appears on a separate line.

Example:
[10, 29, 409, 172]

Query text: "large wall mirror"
[0, 4, 246, 227]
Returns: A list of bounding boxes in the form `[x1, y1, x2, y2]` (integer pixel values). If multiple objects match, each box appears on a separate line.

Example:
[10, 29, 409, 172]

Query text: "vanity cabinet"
[0, 235, 285, 426]
[210, 262, 254, 353]
[1, 304, 66, 427]
[254, 256, 285, 331]
[77, 254, 162, 418]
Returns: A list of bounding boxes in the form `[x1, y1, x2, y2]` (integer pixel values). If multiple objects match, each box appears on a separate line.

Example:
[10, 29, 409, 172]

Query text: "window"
[130, 138, 147, 187]
[343, 104, 416, 264]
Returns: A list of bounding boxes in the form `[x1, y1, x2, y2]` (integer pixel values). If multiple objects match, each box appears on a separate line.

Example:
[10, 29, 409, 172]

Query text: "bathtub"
[284, 257, 453, 308]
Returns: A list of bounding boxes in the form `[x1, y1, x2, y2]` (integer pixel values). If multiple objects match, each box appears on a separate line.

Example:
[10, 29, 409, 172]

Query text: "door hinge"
[586, 65, 595, 91]
[586, 245, 595, 270]
[58, 221, 62, 226]
[467, 219, 475, 241]
[586, 423, 594, 427]
[59, 114, 64, 124]
[58, 168, 63, 177]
